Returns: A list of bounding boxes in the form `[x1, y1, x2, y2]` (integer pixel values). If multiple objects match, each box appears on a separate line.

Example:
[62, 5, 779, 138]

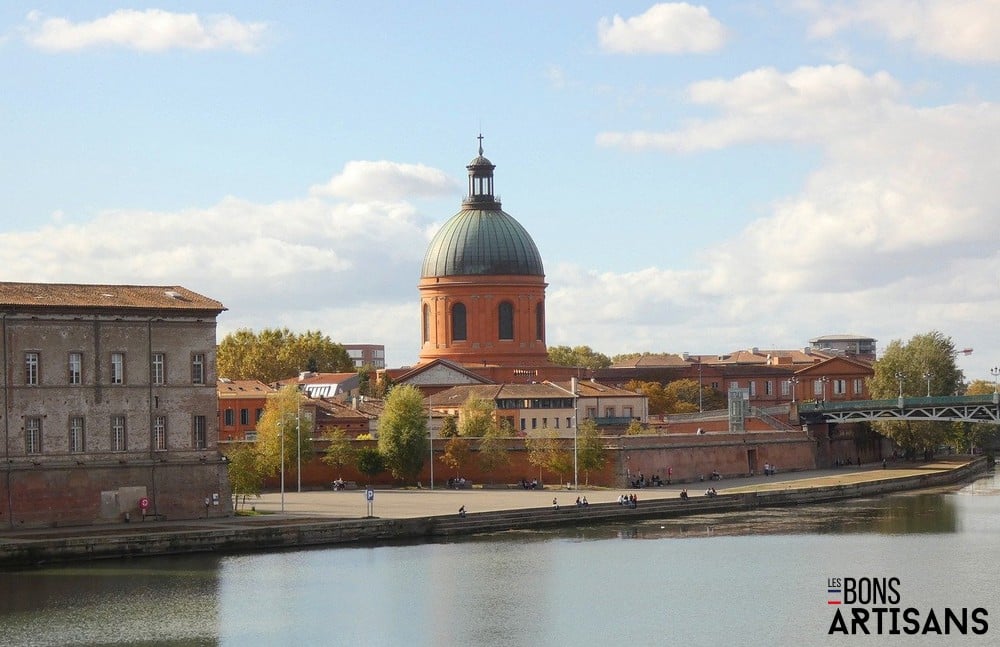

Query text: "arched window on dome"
[452, 303, 467, 342]
[498, 302, 514, 341]
[422, 304, 430, 343]
[535, 302, 544, 342]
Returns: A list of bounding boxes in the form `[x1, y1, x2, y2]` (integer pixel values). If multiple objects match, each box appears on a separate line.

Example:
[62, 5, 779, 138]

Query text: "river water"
[3, 473, 999, 647]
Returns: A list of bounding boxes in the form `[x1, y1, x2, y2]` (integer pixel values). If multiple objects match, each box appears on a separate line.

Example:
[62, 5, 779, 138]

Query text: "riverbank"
[0, 457, 988, 568]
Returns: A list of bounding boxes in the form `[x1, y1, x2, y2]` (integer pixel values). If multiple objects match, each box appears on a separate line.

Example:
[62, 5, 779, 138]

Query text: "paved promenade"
[0, 459, 974, 548]
[249, 460, 967, 520]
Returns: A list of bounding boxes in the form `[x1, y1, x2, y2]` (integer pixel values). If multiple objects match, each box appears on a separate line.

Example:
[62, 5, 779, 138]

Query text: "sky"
[1, 1, 998, 381]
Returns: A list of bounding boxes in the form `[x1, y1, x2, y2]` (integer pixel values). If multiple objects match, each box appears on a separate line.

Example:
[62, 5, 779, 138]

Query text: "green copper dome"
[421, 139, 544, 278]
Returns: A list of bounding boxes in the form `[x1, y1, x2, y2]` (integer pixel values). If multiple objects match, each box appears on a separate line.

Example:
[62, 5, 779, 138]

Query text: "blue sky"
[1, 2, 999, 381]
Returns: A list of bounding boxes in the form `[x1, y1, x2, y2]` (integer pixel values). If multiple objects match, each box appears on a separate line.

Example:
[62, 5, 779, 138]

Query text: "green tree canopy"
[547, 345, 612, 370]
[664, 378, 726, 413]
[377, 384, 428, 482]
[355, 447, 385, 485]
[218, 327, 353, 383]
[576, 418, 606, 485]
[255, 385, 314, 478]
[227, 443, 264, 510]
[525, 431, 571, 484]
[459, 396, 497, 437]
[321, 428, 356, 480]
[868, 331, 963, 458]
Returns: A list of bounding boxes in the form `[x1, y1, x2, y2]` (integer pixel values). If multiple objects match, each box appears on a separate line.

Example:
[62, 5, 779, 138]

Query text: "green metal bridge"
[797, 394, 1000, 425]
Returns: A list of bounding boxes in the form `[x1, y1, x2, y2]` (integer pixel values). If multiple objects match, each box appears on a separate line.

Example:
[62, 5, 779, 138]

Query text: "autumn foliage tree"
[218, 327, 353, 383]
[255, 385, 314, 480]
[377, 385, 428, 483]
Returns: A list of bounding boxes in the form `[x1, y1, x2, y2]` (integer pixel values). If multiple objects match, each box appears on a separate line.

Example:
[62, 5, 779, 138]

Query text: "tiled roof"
[0, 282, 225, 312]
[217, 379, 275, 396]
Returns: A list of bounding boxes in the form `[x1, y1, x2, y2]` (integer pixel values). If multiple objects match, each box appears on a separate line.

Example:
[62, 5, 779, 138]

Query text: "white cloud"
[23, 9, 267, 53]
[598, 3, 728, 54]
[597, 65, 901, 151]
[310, 160, 459, 201]
[581, 63, 1000, 377]
[801, 0, 1000, 63]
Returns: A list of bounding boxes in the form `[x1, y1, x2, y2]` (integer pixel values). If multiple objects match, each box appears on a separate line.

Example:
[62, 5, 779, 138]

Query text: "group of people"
[628, 472, 667, 488]
[763, 463, 777, 476]
[704, 487, 718, 497]
[575, 496, 589, 507]
[447, 477, 470, 489]
[519, 478, 541, 490]
[618, 493, 639, 508]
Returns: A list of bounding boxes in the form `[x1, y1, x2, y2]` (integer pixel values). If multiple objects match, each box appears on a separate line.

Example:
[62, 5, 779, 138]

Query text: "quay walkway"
[0, 457, 988, 567]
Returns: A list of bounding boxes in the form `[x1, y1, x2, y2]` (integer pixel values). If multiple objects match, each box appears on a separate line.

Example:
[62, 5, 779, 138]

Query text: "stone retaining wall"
[0, 457, 988, 568]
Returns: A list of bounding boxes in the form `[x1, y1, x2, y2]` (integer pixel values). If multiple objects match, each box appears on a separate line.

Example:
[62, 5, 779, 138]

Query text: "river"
[2, 472, 999, 646]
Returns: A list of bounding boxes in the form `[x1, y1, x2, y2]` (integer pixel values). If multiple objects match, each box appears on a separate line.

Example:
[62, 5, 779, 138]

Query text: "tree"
[547, 345, 612, 369]
[321, 428, 355, 480]
[953, 380, 1000, 452]
[439, 414, 459, 439]
[255, 385, 314, 479]
[355, 447, 386, 485]
[525, 431, 571, 484]
[377, 384, 428, 482]
[227, 443, 263, 511]
[664, 378, 725, 412]
[478, 425, 510, 483]
[626, 380, 672, 415]
[440, 436, 472, 478]
[217, 327, 353, 383]
[576, 418, 606, 485]
[459, 396, 497, 437]
[868, 331, 963, 459]
[625, 419, 649, 435]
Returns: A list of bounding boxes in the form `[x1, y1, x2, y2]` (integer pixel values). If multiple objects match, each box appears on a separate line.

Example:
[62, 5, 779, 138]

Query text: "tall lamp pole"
[428, 392, 434, 490]
[280, 418, 285, 512]
[991, 367, 1000, 393]
[895, 371, 906, 399]
[820, 376, 829, 402]
[296, 403, 302, 493]
[923, 371, 933, 397]
[787, 377, 799, 404]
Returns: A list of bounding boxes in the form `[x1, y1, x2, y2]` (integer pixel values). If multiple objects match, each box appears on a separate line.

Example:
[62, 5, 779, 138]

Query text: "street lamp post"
[820, 376, 829, 402]
[923, 371, 933, 397]
[895, 371, 906, 402]
[991, 367, 1000, 393]
[296, 405, 302, 493]
[787, 377, 799, 404]
[572, 378, 579, 491]
[279, 419, 285, 513]
[428, 392, 434, 490]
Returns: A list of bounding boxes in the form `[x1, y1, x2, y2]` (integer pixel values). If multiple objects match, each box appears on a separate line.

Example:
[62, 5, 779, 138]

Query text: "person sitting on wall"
[680, 489, 689, 500]
[458, 505, 466, 518]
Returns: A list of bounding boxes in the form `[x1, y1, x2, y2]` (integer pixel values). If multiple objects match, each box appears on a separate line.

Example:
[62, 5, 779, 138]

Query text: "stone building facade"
[0, 282, 231, 527]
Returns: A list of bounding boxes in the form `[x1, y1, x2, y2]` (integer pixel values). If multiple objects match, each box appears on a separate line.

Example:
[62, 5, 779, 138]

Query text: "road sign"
[139, 497, 149, 510]
[365, 488, 374, 501]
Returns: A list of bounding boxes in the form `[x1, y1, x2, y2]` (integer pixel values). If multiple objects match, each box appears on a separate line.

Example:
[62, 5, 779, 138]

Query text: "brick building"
[0, 282, 231, 527]
[218, 379, 274, 442]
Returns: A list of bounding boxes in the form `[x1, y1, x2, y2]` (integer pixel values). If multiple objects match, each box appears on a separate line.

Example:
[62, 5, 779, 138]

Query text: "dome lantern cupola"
[463, 133, 501, 210]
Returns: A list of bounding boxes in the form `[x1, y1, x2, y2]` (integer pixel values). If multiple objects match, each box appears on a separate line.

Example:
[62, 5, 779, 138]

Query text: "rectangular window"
[854, 378, 864, 395]
[833, 379, 847, 395]
[154, 415, 167, 451]
[111, 415, 126, 452]
[729, 381, 739, 390]
[586, 407, 597, 418]
[604, 406, 615, 418]
[765, 380, 773, 396]
[520, 418, 526, 431]
[748, 381, 757, 396]
[111, 352, 124, 385]
[25, 352, 39, 386]
[256, 408, 264, 421]
[240, 408, 249, 425]
[531, 418, 537, 429]
[193, 415, 207, 449]
[69, 352, 82, 385]
[542, 418, 548, 429]
[224, 409, 235, 426]
[25, 417, 42, 454]
[245, 431, 258, 442]
[555, 417, 560, 429]
[151, 353, 165, 385]
[623, 406, 633, 418]
[191, 353, 205, 385]
[780, 380, 791, 396]
[814, 380, 824, 396]
[69, 416, 85, 453]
